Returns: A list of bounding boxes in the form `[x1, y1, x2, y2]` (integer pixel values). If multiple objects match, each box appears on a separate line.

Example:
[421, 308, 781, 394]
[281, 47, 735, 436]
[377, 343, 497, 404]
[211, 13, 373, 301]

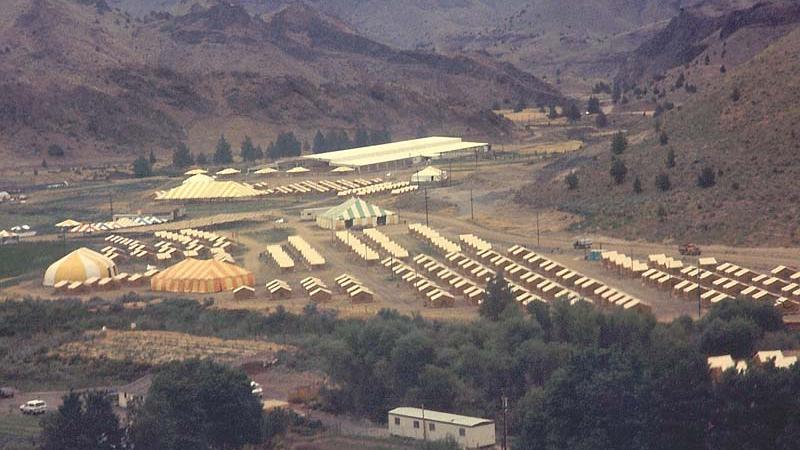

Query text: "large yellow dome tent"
[43, 248, 119, 287]
[150, 258, 254, 293]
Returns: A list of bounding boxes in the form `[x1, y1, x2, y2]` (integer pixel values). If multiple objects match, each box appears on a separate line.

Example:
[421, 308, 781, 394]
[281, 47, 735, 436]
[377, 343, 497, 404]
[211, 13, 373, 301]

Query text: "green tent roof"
[321, 197, 394, 221]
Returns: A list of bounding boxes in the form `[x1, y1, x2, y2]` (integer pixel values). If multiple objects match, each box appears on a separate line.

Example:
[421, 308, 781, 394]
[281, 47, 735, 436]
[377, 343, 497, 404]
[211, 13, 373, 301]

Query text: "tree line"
[6, 283, 800, 449]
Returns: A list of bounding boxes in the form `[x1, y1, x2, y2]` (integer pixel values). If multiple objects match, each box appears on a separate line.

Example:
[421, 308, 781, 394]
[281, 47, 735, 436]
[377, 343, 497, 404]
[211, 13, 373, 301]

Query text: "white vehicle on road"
[20, 400, 47, 415]
[250, 381, 263, 398]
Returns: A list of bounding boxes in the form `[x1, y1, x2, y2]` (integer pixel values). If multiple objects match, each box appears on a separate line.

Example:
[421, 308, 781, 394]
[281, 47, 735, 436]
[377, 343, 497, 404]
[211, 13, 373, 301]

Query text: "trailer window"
[459, 428, 465, 436]
[394, 417, 400, 425]
[413, 421, 419, 429]
[429, 423, 436, 431]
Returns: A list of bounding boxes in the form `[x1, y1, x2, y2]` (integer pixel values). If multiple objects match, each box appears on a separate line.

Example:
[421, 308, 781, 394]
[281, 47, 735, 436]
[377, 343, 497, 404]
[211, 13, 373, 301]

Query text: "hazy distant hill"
[0, 0, 562, 166]
[106, 0, 764, 84]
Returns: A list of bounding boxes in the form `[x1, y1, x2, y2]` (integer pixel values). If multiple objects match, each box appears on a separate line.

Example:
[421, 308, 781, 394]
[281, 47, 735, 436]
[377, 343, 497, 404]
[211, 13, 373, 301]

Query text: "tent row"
[287, 236, 326, 269]
[709, 350, 799, 379]
[507, 244, 650, 312]
[601, 251, 649, 277]
[265, 279, 293, 300]
[300, 277, 332, 303]
[441, 250, 543, 305]
[335, 231, 380, 264]
[53, 269, 159, 294]
[408, 223, 461, 255]
[334, 274, 374, 304]
[459, 234, 492, 253]
[266, 245, 295, 271]
[412, 254, 483, 305]
[391, 185, 419, 195]
[381, 257, 458, 307]
[252, 178, 381, 196]
[478, 247, 579, 305]
[363, 228, 409, 259]
[337, 181, 411, 197]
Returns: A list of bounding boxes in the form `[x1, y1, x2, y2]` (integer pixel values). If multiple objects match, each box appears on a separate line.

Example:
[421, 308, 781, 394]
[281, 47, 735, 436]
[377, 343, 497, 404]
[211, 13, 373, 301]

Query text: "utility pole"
[536, 210, 540, 248]
[424, 188, 429, 226]
[697, 257, 702, 320]
[422, 404, 427, 442]
[109, 194, 114, 219]
[470, 187, 474, 221]
[501, 393, 508, 450]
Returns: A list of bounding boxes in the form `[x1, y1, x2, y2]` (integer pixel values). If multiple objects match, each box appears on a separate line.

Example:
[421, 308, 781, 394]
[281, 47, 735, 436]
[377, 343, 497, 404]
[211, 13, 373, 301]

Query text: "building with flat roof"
[388, 407, 495, 449]
[303, 137, 489, 172]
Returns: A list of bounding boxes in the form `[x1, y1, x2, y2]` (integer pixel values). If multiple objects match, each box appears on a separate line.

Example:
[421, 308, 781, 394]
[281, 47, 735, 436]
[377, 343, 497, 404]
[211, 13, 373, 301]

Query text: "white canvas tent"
[411, 166, 444, 183]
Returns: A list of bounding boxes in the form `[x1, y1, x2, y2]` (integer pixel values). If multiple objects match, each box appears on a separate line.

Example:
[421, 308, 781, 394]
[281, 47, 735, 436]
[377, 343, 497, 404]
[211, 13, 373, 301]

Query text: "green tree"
[130, 359, 264, 450]
[41, 391, 122, 450]
[612, 81, 622, 103]
[633, 176, 642, 193]
[172, 143, 193, 168]
[565, 172, 578, 190]
[697, 167, 716, 188]
[269, 132, 302, 159]
[369, 128, 391, 145]
[513, 98, 526, 113]
[354, 127, 370, 148]
[547, 105, 558, 119]
[700, 317, 760, 358]
[587, 96, 601, 114]
[133, 155, 152, 178]
[610, 158, 627, 184]
[41, 158, 48, 168]
[611, 132, 628, 155]
[47, 144, 65, 157]
[655, 173, 671, 191]
[195, 152, 208, 165]
[149, 149, 157, 165]
[565, 103, 582, 122]
[659, 131, 669, 146]
[479, 271, 514, 321]
[666, 148, 675, 168]
[213, 134, 233, 164]
[312, 130, 327, 153]
[240, 136, 258, 162]
[595, 111, 608, 128]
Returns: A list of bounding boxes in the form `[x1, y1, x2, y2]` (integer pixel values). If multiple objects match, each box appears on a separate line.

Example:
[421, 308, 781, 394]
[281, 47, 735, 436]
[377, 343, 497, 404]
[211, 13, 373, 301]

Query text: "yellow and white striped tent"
[155, 180, 263, 200]
[316, 197, 398, 230]
[43, 248, 119, 286]
[150, 258, 254, 293]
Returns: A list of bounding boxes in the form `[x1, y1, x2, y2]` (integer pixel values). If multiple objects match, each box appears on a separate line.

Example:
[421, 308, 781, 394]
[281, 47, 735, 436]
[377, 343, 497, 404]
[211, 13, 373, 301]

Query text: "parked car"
[573, 238, 593, 250]
[678, 243, 702, 256]
[20, 400, 47, 415]
[0, 387, 15, 398]
[251, 381, 263, 398]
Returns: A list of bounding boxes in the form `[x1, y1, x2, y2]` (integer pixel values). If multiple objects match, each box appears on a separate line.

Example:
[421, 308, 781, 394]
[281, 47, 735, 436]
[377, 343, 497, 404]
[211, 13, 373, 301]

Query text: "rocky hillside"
[0, 0, 563, 167]
[517, 20, 800, 246]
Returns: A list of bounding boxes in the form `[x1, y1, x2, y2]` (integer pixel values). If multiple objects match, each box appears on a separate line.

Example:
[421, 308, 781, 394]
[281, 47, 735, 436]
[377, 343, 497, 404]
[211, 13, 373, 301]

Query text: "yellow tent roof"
[253, 167, 278, 175]
[286, 167, 310, 174]
[216, 168, 241, 176]
[55, 219, 82, 228]
[184, 169, 208, 175]
[150, 258, 254, 293]
[331, 166, 354, 173]
[43, 248, 118, 287]
[183, 174, 215, 184]
[156, 181, 263, 200]
[0, 230, 17, 238]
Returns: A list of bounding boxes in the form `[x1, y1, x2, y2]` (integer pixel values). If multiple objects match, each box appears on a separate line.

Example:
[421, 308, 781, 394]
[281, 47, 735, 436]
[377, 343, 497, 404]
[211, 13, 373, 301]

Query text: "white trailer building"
[388, 407, 496, 449]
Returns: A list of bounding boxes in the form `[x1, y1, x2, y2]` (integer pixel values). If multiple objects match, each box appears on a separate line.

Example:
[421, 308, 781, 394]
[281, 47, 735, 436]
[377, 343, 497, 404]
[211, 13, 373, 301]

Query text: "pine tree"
[172, 143, 193, 168]
[666, 148, 676, 169]
[595, 112, 608, 128]
[655, 173, 671, 191]
[149, 149, 157, 165]
[41, 158, 48, 168]
[313, 130, 327, 154]
[612, 81, 622, 103]
[566, 103, 582, 122]
[697, 167, 716, 188]
[479, 271, 514, 321]
[587, 96, 601, 114]
[354, 127, 370, 147]
[133, 155, 152, 178]
[659, 131, 669, 146]
[633, 176, 642, 193]
[195, 153, 208, 165]
[213, 134, 233, 164]
[611, 132, 628, 155]
[610, 158, 627, 184]
[565, 172, 578, 190]
[240, 136, 258, 162]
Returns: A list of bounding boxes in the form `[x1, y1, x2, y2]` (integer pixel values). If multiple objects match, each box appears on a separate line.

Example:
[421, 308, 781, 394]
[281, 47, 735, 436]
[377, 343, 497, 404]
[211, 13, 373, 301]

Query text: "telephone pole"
[501, 393, 508, 450]
[470, 187, 474, 221]
[536, 210, 540, 247]
[424, 188, 429, 226]
[109, 194, 114, 219]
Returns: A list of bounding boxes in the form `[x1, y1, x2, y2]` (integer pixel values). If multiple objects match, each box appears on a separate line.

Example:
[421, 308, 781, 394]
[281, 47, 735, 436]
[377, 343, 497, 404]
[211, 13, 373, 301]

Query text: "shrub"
[655, 173, 671, 191]
[565, 173, 578, 190]
[610, 158, 627, 184]
[47, 144, 65, 157]
[698, 167, 716, 188]
[610, 132, 627, 155]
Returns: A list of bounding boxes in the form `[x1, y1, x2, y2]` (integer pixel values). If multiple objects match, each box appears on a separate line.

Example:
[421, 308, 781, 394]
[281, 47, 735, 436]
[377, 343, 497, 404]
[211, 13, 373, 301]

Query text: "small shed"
[266, 279, 292, 300]
[233, 285, 256, 300]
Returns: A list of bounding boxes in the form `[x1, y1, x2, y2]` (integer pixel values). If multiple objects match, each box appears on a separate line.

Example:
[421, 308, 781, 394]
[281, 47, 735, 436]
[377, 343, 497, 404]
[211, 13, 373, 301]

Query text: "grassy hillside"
[517, 26, 800, 245]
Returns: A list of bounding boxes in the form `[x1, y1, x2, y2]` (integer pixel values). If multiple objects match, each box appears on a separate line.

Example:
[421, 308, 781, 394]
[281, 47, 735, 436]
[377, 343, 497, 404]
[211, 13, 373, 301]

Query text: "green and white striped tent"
[316, 197, 398, 230]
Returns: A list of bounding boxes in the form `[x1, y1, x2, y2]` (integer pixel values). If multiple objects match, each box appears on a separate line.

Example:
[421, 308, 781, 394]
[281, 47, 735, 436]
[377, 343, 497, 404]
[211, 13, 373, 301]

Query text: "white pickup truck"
[20, 400, 47, 415]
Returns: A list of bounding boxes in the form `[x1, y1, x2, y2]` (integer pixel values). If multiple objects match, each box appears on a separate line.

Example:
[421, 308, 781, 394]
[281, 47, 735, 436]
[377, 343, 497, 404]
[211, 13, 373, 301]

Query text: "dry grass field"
[53, 330, 287, 365]
[494, 108, 568, 126]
